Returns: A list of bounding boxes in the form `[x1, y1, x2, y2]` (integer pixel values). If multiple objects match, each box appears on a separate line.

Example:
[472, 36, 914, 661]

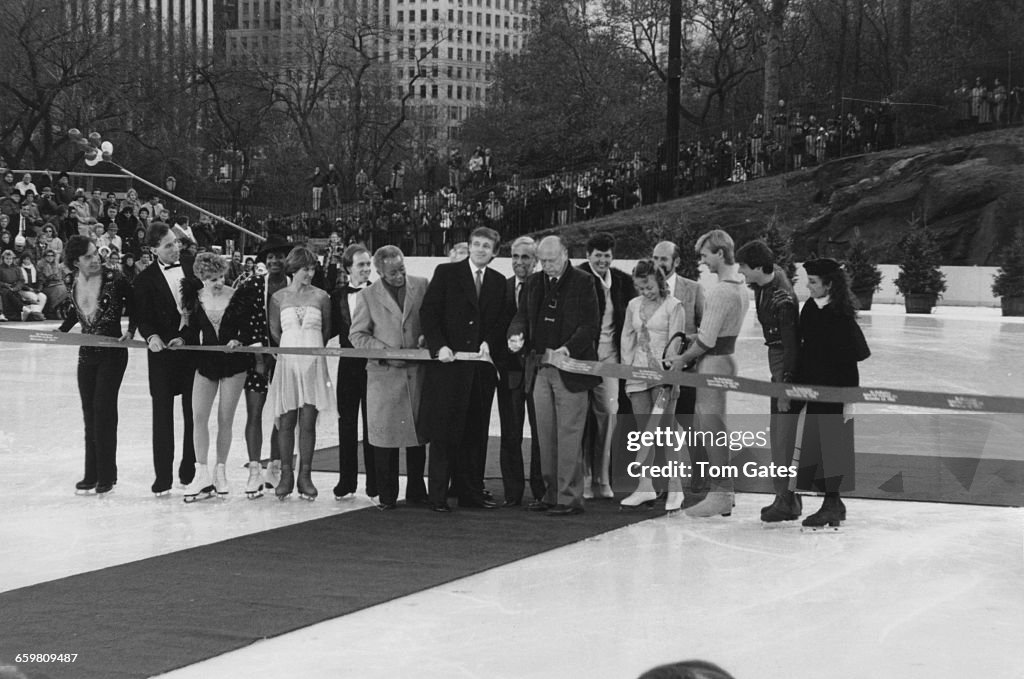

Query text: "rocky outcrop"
[793, 134, 1024, 265]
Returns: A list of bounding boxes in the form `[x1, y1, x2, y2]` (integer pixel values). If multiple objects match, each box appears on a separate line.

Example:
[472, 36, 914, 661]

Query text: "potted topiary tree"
[894, 221, 947, 314]
[992, 235, 1024, 316]
[844, 240, 884, 310]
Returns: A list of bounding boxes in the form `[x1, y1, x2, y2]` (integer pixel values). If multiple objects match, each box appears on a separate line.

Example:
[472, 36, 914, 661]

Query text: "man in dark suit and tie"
[496, 236, 545, 506]
[329, 243, 377, 500]
[133, 222, 197, 496]
[420, 226, 511, 512]
[508, 235, 601, 516]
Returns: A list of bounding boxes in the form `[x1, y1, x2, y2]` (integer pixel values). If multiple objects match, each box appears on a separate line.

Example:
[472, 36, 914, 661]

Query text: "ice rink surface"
[1, 303, 1022, 678]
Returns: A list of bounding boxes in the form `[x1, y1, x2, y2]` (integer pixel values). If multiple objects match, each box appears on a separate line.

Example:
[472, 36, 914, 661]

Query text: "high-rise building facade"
[226, 0, 531, 141]
[68, 0, 237, 60]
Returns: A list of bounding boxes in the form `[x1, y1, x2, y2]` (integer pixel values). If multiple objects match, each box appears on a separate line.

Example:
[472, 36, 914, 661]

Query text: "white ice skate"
[619, 490, 658, 510]
[244, 461, 264, 499]
[264, 459, 281, 491]
[213, 463, 230, 497]
[183, 464, 216, 503]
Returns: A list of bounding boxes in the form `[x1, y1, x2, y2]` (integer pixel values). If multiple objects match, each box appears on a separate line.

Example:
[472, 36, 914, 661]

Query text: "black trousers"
[336, 359, 376, 496]
[428, 369, 493, 505]
[151, 371, 196, 488]
[375, 446, 427, 506]
[496, 375, 544, 503]
[77, 348, 129, 486]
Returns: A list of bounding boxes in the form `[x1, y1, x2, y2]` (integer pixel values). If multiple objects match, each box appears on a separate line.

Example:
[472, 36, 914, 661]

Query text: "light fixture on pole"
[165, 176, 177, 193]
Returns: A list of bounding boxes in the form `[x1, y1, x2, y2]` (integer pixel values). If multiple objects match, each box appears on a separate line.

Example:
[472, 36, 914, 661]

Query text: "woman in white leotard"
[267, 247, 336, 500]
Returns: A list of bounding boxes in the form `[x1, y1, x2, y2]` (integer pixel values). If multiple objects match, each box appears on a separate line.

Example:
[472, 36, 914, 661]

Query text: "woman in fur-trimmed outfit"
[180, 252, 263, 502]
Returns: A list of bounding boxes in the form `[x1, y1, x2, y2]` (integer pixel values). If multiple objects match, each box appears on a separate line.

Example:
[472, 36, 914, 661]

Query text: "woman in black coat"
[796, 258, 870, 527]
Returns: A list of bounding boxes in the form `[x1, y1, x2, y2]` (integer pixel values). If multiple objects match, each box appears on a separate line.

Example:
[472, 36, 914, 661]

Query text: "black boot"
[801, 493, 843, 528]
[761, 491, 802, 522]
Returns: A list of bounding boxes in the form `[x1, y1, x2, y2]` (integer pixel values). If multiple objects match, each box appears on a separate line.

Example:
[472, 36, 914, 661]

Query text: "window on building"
[432, 64, 438, 76]
[432, 8, 439, 20]
[421, 9, 427, 20]
[447, 66, 453, 77]
[421, 28, 427, 40]
[408, 47, 415, 58]
[431, 84, 438, 98]
[448, 47, 453, 58]
[485, 13, 491, 25]
[383, 50, 390, 62]
[397, 10, 403, 21]
[447, 84, 453, 97]
[503, 35, 508, 47]
[457, 48, 462, 60]
[504, 15, 509, 28]
[420, 85, 427, 98]
[457, 85, 462, 99]
[448, 8, 454, 20]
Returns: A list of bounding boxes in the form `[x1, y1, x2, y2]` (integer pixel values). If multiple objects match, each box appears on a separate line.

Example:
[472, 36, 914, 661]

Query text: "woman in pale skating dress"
[267, 247, 337, 500]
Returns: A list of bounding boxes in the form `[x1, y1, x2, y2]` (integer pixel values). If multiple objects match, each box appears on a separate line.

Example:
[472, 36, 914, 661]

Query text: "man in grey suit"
[349, 245, 429, 510]
[652, 240, 707, 506]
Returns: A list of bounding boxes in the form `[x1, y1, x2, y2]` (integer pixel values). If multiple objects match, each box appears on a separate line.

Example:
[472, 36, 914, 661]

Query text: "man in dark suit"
[420, 226, 510, 512]
[577, 233, 636, 499]
[496, 236, 544, 506]
[508, 235, 601, 516]
[134, 222, 197, 496]
[329, 243, 377, 500]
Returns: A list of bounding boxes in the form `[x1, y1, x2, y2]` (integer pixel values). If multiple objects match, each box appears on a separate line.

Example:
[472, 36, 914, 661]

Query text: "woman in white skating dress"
[267, 246, 337, 500]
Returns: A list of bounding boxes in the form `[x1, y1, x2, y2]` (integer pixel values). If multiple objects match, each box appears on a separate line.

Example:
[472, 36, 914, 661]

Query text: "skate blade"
[245, 490, 264, 499]
[800, 524, 843, 533]
[183, 489, 216, 504]
[153, 490, 172, 498]
[276, 493, 292, 501]
[298, 493, 317, 502]
[96, 489, 115, 497]
[75, 489, 96, 496]
[619, 501, 656, 511]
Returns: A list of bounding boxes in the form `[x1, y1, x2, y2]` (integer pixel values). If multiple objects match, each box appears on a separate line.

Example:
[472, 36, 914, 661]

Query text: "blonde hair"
[694, 229, 735, 264]
[193, 252, 229, 280]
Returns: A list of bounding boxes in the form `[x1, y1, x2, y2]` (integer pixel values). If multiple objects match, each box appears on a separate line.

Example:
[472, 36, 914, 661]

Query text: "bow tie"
[345, 285, 366, 295]
[162, 263, 181, 270]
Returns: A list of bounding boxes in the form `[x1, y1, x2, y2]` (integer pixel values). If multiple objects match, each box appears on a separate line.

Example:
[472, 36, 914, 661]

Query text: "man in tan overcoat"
[349, 245, 429, 510]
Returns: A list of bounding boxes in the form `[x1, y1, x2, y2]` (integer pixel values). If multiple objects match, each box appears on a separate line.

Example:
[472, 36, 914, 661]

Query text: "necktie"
[474, 269, 482, 298]
[163, 263, 181, 270]
[515, 280, 522, 308]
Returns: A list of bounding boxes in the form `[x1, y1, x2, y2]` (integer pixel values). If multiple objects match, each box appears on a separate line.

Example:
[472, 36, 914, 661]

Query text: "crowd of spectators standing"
[283, 99, 938, 256]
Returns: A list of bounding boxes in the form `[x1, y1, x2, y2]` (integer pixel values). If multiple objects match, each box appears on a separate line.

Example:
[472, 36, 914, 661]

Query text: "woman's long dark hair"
[824, 266, 858, 318]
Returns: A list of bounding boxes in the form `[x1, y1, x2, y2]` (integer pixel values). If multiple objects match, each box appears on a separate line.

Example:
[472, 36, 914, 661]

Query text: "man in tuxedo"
[134, 222, 197, 496]
[652, 240, 707, 507]
[349, 246, 428, 510]
[420, 226, 510, 512]
[578, 233, 635, 500]
[507, 235, 601, 516]
[496, 236, 544, 506]
[329, 243, 377, 500]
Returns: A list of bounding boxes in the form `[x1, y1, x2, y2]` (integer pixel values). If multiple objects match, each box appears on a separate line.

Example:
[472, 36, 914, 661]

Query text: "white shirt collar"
[813, 294, 831, 308]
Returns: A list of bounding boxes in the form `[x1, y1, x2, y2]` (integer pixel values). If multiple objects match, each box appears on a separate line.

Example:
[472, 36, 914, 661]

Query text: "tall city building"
[226, 0, 531, 142]
[67, 0, 237, 61]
